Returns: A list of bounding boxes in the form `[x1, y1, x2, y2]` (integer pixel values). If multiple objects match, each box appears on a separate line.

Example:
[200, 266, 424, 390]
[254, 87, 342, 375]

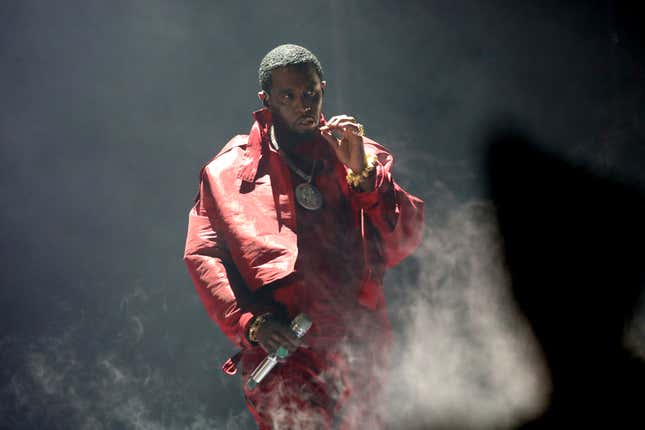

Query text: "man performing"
[183, 44, 424, 429]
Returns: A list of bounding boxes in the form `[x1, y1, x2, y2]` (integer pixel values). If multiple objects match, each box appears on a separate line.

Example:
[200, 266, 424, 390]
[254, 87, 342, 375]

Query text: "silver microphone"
[246, 313, 312, 390]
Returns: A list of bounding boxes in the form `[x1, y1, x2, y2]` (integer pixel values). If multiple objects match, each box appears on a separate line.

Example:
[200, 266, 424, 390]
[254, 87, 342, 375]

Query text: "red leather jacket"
[183, 109, 424, 353]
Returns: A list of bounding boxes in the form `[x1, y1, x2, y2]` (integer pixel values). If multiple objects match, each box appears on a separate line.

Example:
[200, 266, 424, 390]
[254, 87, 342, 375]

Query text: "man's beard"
[274, 117, 319, 145]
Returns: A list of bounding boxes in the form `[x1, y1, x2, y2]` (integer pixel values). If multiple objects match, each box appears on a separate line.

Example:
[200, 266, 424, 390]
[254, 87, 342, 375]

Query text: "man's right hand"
[254, 316, 304, 355]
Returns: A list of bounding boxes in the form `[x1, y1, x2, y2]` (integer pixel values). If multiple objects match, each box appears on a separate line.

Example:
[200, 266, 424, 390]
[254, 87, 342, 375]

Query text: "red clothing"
[183, 109, 424, 429]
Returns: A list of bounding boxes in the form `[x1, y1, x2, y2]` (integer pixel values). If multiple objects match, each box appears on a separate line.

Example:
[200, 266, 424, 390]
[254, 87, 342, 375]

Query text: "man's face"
[262, 63, 326, 136]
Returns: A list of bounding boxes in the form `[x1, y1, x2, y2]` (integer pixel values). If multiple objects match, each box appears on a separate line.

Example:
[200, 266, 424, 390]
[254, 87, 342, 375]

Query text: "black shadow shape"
[486, 132, 645, 428]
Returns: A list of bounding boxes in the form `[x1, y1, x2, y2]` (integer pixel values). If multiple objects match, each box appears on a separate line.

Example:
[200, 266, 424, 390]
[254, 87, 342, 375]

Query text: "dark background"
[1, 1, 643, 429]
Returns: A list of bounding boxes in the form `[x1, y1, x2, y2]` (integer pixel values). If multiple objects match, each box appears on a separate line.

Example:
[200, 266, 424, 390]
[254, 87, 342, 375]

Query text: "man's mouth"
[298, 117, 316, 126]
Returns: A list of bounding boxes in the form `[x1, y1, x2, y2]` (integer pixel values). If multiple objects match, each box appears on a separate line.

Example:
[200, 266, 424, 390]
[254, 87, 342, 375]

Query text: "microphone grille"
[291, 313, 312, 338]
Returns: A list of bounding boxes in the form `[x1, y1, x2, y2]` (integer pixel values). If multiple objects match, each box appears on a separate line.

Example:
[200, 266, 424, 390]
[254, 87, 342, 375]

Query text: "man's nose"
[296, 95, 312, 113]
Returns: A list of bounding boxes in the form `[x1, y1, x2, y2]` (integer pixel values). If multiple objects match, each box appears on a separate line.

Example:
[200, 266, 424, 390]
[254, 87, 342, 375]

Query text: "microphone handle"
[246, 313, 312, 390]
[246, 353, 278, 390]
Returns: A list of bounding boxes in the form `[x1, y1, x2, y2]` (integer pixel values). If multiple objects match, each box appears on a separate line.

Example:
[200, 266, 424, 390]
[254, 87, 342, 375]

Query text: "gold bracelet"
[247, 313, 271, 343]
[346, 153, 377, 188]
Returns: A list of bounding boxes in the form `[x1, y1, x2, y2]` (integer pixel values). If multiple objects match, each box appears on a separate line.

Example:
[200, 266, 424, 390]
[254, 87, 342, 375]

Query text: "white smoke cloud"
[0, 314, 255, 429]
[383, 191, 551, 429]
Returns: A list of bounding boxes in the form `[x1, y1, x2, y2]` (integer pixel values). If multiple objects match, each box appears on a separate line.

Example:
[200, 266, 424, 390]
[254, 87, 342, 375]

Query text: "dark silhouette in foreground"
[486, 133, 645, 428]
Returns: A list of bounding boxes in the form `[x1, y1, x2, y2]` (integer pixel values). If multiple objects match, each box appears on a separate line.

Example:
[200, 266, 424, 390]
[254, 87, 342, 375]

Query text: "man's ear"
[258, 90, 269, 107]
[321, 81, 327, 94]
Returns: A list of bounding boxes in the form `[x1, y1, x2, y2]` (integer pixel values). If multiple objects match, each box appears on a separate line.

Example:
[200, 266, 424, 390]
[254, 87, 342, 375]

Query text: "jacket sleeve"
[183, 168, 256, 349]
[349, 143, 425, 268]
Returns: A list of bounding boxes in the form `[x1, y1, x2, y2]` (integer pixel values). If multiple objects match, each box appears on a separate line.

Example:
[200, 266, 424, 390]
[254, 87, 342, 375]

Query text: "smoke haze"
[2, 1, 643, 428]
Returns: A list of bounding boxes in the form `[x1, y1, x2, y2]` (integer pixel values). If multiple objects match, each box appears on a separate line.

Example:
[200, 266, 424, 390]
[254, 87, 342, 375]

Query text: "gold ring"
[356, 123, 365, 136]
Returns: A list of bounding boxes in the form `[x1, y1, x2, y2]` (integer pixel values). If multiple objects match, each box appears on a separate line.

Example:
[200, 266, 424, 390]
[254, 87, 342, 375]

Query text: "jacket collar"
[237, 108, 330, 183]
[237, 109, 271, 182]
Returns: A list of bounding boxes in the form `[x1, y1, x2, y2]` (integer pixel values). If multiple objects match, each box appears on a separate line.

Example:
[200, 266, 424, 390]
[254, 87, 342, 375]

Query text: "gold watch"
[247, 313, 271, 343]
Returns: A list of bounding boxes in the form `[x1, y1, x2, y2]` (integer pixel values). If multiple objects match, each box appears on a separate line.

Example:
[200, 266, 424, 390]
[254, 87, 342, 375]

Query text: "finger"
[272, 330, 300, 349]
[321, 133, 346, 161]
[327, 115, 355, 124]
[334, 119, 359, 127]
[283, 344, 299, 354]
[269, 333, 288, 348]
[320, 117, 354, 128]
[334, 116, 356, 126]
[260, 340, 276, 353]
[331, 128, 345, 141]
[270, 341, 281, 352]
[334, 121, 362, 136]
[326, 116, 345, 128]
[320, 130, 342, 149]
[322, 122, 361, 140]
[320, 126, 344, 142]
[285, 332, 305, 350]
[281, 330, 303, 348]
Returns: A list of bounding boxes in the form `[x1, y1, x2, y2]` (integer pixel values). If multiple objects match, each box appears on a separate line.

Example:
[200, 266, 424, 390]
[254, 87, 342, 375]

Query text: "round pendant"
[295, 182, 323, 210]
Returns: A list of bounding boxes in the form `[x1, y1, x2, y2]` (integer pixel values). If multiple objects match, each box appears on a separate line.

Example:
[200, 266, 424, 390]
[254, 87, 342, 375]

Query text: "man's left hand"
[319, 115, 367, 173]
